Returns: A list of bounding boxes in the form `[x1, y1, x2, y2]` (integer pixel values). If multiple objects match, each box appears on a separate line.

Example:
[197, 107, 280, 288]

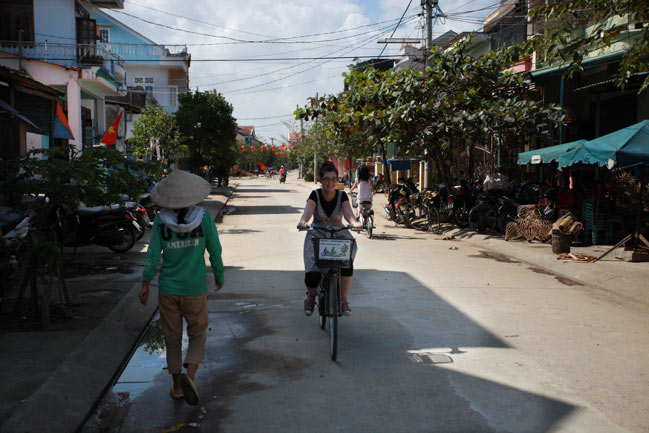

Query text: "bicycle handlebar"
[298, 224, 361, 233]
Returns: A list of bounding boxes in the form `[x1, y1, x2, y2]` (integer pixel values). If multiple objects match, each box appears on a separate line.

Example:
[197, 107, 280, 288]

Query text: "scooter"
[279, 172, 286, 183]
[48, 205, 142, 252]
[358, 201, 375, 239]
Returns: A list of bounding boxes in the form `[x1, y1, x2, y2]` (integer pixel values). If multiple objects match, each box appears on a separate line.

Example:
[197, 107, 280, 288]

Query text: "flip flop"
[170, 386, 184, 400]
[180, 373, 199, 406]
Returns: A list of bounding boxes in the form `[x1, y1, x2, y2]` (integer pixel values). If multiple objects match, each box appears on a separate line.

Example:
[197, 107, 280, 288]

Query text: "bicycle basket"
[314, 237, 353, 268]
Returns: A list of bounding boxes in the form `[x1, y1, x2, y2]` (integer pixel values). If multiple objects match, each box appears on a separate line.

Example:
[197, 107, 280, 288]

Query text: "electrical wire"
[220, 17, 411, 94]
[110, 9, 419, 46]
[378, 0, 414, 59]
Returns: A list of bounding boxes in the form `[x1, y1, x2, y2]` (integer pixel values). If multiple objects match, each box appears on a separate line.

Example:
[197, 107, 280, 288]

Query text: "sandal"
[170, 386, 184, 400]
[180, 373, 199, 406]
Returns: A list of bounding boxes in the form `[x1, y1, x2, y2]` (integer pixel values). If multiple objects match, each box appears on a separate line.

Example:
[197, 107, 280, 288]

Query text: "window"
[99, 27, 109, 42]
[0, 0, 34, 42]
[134, 77, 153, 85]
[169, 86, 178, 107]
[76, 18, 97, 46]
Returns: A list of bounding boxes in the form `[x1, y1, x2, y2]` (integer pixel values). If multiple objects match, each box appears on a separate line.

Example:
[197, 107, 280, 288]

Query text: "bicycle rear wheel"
[328, 274, 339, 361]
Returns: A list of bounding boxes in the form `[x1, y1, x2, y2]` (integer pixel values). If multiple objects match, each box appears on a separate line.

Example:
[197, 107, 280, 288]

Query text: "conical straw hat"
[151, 170, 211, 209]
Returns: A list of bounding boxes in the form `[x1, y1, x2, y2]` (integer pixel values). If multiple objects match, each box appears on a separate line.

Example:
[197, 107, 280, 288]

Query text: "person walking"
[138, 169, 224, 406]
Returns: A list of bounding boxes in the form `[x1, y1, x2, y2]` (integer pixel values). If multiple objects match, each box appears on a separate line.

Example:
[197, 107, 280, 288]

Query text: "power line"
[221, 18, 409, 94]
[123, 0, 418, 43]
[378, 0, 414, 59]
[110, 9, 419, 46]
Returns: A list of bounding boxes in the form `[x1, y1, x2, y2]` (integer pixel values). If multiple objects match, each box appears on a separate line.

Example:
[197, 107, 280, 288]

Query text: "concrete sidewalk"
[0, 184, 234, 433]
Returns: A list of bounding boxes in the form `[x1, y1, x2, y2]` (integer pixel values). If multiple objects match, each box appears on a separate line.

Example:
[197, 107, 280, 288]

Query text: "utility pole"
[300, 119, 305, 179]
[423, 0, 433, 68]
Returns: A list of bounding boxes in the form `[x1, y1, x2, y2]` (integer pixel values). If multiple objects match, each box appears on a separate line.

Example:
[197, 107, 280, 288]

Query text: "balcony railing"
[100, 43, 188, 59]
[0, 40, 125, 83]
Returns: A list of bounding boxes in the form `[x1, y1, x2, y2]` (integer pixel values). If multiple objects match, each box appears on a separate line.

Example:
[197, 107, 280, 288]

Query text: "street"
[84, 171, 649, 433]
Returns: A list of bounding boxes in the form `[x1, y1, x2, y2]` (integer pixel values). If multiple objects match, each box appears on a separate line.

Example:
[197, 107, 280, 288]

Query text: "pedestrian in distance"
[297, 161, 362, 316]
[138, 169, 224, 406]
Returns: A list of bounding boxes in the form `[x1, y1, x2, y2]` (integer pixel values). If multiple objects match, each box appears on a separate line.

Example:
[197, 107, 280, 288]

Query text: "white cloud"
[112, 0, 497, 141]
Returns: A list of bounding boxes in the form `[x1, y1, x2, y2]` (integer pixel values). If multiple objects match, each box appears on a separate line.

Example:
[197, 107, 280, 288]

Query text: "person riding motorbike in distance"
[349, 165, 375, 218]
[297, 161, 362, 316]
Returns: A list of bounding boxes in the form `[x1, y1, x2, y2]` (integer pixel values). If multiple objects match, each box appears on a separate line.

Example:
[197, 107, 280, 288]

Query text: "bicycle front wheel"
[318, 287, 326, 330]
[328, 274, 339, 361]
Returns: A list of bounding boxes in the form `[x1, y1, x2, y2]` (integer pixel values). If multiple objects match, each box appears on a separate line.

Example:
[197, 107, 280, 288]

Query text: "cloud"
[113, 0, 497, 141]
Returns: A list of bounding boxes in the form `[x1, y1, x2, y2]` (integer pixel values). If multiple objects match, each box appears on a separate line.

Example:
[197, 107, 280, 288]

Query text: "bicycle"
[299, 224, 357, 361]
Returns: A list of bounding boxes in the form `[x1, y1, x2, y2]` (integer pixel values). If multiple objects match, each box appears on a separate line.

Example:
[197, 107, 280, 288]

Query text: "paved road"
[85, 171, 649, 433]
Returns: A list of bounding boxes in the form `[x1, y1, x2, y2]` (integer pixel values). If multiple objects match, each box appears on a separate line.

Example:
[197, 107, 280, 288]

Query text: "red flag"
[100, 112, 123, 145]
[257, 161, 267, 171]
[54, 102, 74, 139]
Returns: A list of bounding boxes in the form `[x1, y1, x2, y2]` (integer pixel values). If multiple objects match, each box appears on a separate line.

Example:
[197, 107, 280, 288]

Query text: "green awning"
[530, 50, 626, 79]
[558, 120, 649, 170]
[517, 140, 587, 165]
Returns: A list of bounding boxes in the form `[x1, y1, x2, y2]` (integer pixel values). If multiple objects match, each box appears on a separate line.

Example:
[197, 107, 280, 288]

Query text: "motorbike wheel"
[403, 210, 412, 228]
[426, 206, 440, 231]
[107, 224, 136, 252]
[469, 205, 497, 233]
[452, 206, 469, 228]
[498, 210, 517, 234]
[366, 216, 373, 239]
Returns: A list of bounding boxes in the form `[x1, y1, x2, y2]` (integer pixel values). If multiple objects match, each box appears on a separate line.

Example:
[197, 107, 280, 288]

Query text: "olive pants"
[158, 292, 209, 375]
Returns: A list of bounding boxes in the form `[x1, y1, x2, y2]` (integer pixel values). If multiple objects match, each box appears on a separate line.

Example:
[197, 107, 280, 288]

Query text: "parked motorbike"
[138, 192, 158, 226]
[384, 178, 418, 227]
[447, 179, 480, 228]
[48, 205, 142, 252]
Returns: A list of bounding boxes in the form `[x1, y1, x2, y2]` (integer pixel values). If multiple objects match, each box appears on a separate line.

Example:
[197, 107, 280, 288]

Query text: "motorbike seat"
[77, 205, 125, 217]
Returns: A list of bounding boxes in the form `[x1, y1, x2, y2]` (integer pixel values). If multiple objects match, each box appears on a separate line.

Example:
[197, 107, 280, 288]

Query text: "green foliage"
[0, 145, 162, 215]
[529, 0, 649, 92]
[130, 103, 185, 162]
[175, 90, 238, 177]
[296, 39, 564, 188]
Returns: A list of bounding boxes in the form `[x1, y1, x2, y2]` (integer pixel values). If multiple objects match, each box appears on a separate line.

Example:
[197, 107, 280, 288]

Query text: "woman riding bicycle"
[297, 162, 362, 316]
[349, 165, 374, 218]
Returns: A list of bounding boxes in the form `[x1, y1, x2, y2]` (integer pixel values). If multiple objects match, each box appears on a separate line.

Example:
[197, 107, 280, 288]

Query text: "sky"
[104, 0, 500, 144]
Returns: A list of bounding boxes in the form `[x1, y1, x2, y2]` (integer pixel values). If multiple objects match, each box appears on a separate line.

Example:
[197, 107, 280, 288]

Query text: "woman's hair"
[175, 207, 189, 224]
[319, 161, 338, 179]
[358, 165, 370, 182]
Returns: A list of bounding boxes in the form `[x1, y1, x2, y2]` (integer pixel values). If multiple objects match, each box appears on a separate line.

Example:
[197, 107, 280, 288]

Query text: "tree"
[174, 90, 238, 185]
[130, 104, 186, 164]
[297, 40, 564, 192]
[529, 0, 649, 92]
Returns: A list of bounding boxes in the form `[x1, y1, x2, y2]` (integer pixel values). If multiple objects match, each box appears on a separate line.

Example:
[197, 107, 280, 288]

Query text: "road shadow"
[88, 268, 577, 433]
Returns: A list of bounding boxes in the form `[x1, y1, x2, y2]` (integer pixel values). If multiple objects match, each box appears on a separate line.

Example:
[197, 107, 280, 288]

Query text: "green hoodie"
[143, 207, 224, 296]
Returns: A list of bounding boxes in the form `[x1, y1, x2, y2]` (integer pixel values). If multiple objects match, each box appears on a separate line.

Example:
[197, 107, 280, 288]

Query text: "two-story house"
[93, 9, 190, 150]
[0, 0, 127, 154]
